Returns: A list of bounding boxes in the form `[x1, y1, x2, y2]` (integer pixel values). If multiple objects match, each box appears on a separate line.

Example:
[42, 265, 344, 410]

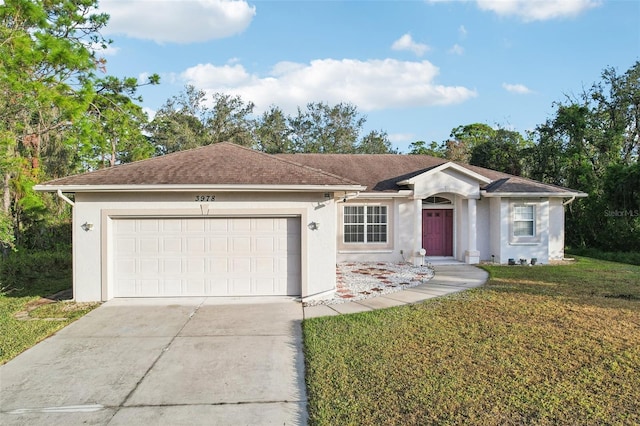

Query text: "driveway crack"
[109, 300, 206, 422]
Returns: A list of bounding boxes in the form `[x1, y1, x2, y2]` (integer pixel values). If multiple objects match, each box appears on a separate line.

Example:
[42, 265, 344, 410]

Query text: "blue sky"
[96, 0, 639, 153]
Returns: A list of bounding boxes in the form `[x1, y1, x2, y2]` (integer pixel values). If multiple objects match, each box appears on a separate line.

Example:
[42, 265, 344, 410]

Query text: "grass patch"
[303, 257, 640, 425]
[0, 249, 99, 365]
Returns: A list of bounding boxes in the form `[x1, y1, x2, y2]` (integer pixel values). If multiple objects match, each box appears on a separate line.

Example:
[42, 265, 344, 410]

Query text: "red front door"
[422, 209, 453, 256]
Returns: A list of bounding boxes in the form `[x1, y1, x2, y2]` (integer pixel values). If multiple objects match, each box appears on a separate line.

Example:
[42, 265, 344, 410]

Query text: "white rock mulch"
[303, 262, 434, 307]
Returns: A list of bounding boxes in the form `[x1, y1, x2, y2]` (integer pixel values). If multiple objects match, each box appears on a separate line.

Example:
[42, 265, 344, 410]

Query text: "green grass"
[0, 250, 99, 365]
[303, 257, 640, 425]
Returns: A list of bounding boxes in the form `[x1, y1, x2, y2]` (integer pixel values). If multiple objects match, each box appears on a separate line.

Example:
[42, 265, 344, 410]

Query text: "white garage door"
[112, 217, 301, 297]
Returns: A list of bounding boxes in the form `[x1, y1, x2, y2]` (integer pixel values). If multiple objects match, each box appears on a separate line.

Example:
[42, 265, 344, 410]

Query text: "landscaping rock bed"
[304, 262, 434, 307]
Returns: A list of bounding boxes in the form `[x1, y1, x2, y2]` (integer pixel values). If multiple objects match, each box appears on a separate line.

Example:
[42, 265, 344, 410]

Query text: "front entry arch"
[422, 209, 453, 256]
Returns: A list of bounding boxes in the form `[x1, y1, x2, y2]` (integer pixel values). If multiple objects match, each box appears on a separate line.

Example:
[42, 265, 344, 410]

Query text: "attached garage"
[112, 216, 301, 298]
[33, 143, 366, 302]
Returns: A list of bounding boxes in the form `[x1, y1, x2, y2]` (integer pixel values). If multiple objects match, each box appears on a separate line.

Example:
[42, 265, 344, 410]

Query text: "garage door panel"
[231, 278, 251, 295]
[116, 238, 136, 254]
[140, 259, 159, 274]
[115, 258, 136, 274]
[185, 279, 205, 295]
[187, 258, 206, 273]
[139, 220, 159, 232]
[232, 236, 251, 252]
[187, 237, 206, 253]
[255, 236, 275, 252]
[209, 237, 228, 252]
[163, 279, 182, 295]
[256, 257, 275, 274]
[255, 278, 276, 294]
[113, 217, 300, 297]
[140, 279, 160, 295]
[163, 238, 182, 253]
[185, 219, 205, 232]
[163, 258, 182, 274]
[162, 219, 182, 232]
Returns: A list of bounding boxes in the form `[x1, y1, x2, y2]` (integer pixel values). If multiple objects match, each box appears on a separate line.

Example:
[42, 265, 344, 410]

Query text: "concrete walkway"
[304, 264, 488, 319]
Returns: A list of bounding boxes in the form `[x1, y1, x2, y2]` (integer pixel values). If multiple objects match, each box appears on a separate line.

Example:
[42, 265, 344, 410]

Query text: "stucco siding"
[548, 198, 565, 260]
[72, 192, 336, 301]
[476, 198, 491, 261]
[489, 197, 503, 263]
[336, 197, 409, 264]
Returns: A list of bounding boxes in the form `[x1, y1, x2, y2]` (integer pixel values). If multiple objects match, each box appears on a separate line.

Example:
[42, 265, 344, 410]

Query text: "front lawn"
[0, 250, 99, 365]
[303, 257, 640, 425]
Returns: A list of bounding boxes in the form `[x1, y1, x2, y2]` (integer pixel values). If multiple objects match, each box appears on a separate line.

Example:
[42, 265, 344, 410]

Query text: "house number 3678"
[194, 195, 216, 202]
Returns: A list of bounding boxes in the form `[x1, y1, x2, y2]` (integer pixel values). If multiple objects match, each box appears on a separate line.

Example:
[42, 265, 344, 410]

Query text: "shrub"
[566, 247, 640, 266]
[0, 248, 72, 295]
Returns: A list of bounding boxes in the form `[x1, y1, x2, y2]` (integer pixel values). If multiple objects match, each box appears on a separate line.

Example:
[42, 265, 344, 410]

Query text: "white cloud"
[181, 58, 477, 113]
[99, 0, 256, 43]
[477, 0, 600, 21]
[430, 0, 600, 21]
[458, 25, 468, 38]
[388, 133, 416, 144]
[391, 34, 430, 57]
[90, 43, 119, 56]
[448, 44, 465, 55]
[502, 83, 533, 94]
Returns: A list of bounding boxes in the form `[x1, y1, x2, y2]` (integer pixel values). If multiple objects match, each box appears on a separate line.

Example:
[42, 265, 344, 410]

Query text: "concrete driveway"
[0, 298, 307, 425]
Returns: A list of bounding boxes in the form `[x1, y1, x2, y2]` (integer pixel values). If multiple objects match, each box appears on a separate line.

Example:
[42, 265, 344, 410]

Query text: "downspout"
[337, 192, 360, 202]
[563, 196, 576, 206]
[56, 189, 76, 301]
[56, 189, 75, 206]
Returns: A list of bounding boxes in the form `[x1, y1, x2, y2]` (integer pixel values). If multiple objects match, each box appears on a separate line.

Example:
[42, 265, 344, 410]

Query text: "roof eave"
[352, 190, 414, 199]
[480, 190, 588, 198]
[34, 183, 367, 193]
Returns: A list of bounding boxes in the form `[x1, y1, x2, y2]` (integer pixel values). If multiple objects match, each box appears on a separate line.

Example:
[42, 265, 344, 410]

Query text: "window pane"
[514, 205, 534, 220]
[514, 221, 534, 236]
[367, 224, 387, 242]
[344, 206, 364, 224]
[344, 224, 364, 242]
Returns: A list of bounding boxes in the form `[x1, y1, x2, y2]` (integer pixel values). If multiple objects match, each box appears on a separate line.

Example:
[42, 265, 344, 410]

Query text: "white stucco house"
[35, 142, 587, 302]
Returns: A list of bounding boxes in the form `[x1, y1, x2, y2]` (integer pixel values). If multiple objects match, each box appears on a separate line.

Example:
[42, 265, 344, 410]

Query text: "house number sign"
[194, 195, 216, 202]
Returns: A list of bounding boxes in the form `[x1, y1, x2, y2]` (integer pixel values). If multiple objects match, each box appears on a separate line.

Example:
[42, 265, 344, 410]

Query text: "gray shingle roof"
[277, 153, 585, 196]
[38, 143, 360, 188]
[37, 142, 586, 197]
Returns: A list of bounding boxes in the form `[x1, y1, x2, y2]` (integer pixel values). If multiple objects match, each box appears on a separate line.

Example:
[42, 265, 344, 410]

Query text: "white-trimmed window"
[513, 205, 535, 237]
[343, 205, 387, 243]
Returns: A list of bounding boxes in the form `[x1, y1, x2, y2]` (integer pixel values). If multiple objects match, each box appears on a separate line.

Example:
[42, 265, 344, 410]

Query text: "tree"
[289, 102, 364, 153]
[0, 0, 108, 244]
[149, 87, 255, 153]
[255, 106, 292, 153]
[446, 123, 496, 162]
[528, 61, 640, 251]
[69, 75, 157, 170]
[408, 140, 445, 157]
[206, 92, 255, 146]
[356, 130, 396, 154]
[469, 128, 530, 175]
[0, 0, 158, 247]
[148, 85, 210, 155]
